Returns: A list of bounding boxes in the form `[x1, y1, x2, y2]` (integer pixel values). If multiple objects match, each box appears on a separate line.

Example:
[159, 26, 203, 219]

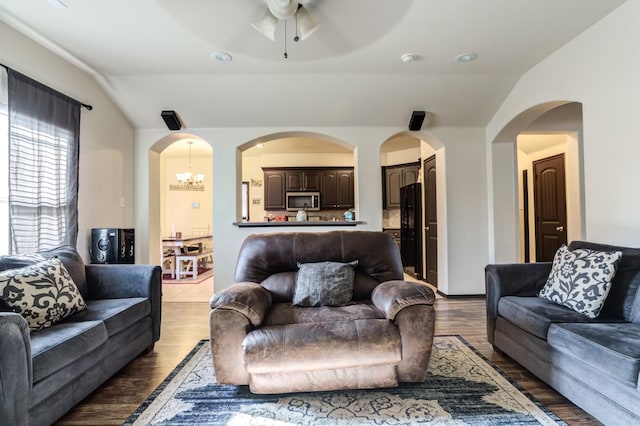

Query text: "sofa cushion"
[548, 322, 640, 387]
[498, 296, 599, 339]
[31, 320, 107, 383]
[261, 272, 296, 302]
[293, 260, 358, 307]
[0, 252, 46, 271]
[39, 246, 89, 299]
[0, 258, 87, 331]
[243, 319, 401, 373]
[0, 246, 88, 298]
[569, 241, 640, 322]
[261, 270, 382, 303]
[539, 244, 622, 318]
[264, 301, 384, 326]
[62, 298, 150, 337]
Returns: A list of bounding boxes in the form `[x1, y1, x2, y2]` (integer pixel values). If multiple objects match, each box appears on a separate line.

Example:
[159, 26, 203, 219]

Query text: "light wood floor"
[55, 278, 600, 425]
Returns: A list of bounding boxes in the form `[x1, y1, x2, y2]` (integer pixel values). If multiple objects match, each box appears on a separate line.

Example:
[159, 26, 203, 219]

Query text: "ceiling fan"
[251, 0, 320, 42]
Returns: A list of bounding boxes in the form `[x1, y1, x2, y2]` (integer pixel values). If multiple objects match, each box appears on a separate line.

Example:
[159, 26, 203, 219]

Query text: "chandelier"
[170, 141, 205, 191]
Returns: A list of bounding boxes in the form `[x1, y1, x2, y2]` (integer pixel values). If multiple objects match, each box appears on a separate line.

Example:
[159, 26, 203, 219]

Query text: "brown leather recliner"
[209, 230, 436, 394]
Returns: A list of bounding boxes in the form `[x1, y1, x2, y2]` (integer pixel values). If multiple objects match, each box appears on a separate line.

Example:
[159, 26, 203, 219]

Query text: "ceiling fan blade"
[251, 7, 278, 41]
[296, 5, 320, 41]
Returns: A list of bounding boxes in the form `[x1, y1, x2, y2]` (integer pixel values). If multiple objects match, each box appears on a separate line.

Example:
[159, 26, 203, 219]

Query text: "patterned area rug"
[125, 336, 565, 425]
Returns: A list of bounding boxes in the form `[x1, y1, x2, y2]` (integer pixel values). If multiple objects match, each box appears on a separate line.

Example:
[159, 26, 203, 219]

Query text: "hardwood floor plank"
[55, 290, 601, 425]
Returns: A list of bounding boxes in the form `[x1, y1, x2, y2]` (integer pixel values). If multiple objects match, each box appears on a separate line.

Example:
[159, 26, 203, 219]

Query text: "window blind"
[7, 69, 80, 254]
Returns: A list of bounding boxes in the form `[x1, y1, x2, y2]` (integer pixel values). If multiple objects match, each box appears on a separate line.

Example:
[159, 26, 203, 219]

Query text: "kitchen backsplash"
[383, 208, 401, 228]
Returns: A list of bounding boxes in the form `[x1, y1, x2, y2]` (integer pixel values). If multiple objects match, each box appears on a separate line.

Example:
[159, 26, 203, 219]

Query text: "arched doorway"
[147, 134, 213, 284]
[239, 132, 356, 223]
[380, 132, 447, 292]
[490, 102, 585, 263]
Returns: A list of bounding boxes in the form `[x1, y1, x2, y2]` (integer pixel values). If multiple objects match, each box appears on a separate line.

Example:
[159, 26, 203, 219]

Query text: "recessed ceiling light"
[211, 51, 233, 62]
[454, 52, 477, 63]
[400, 53, 419, 64]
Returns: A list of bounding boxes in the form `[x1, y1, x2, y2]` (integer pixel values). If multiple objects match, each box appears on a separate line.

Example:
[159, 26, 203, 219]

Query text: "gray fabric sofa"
[0, 246, 162, 426]
[210, 231, 436, 394]
[486, 240, 640, 426]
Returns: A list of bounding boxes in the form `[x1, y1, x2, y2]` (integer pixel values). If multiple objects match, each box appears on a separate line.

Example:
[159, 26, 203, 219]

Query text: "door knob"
[556, 226, 564, 232]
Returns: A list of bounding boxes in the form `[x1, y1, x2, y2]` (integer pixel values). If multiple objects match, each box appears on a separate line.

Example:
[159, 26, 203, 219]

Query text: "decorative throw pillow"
[0, 257, 87, 331]
[293, 260, 358, 307]
[538, 244, 622, 318]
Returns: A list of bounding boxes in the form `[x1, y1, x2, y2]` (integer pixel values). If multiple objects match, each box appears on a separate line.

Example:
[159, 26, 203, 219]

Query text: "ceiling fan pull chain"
[283, 19, 288, 59]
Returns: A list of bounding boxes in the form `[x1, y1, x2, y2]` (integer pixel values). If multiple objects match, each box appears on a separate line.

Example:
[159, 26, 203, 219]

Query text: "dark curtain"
[7, 69, 80, 253]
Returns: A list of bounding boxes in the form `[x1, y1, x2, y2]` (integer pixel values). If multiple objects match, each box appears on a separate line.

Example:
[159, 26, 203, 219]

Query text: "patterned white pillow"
[539, 244, 622, 318]
[0, 257, 87, 331]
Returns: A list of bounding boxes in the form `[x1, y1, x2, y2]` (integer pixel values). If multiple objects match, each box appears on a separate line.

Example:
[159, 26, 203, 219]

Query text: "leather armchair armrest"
[485, 262, 552, 345]
[371, 280, 435, 321]
[209, 282, 272, 385]
[209, 282, 272, 327]
[0, 312, 31, 425]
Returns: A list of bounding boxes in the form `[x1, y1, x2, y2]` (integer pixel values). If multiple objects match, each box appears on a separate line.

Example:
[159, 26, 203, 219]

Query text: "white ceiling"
[0, 0, 626, 133]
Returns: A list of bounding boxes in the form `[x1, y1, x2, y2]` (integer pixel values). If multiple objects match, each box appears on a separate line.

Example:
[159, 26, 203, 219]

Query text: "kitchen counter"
[234, 221, 366, 228]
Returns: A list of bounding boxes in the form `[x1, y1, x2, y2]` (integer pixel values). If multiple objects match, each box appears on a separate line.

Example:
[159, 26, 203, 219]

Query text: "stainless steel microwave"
[286, 192, 320, 211]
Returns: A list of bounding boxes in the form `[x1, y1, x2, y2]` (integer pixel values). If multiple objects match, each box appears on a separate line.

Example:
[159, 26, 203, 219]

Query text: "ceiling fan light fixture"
[251, 10, 279, 41]
[296, 6, 320, 41]
[267, 0, 299, 20]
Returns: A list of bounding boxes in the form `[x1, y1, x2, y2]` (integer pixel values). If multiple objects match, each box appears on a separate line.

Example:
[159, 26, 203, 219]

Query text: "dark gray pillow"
[293, 260, 358, 307]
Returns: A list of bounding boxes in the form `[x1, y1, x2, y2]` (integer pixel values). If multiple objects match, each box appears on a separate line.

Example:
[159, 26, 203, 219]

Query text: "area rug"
[125, 336, 565, 425]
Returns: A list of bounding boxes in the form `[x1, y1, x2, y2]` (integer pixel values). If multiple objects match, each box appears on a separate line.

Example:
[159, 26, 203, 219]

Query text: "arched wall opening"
[380, 131, 449, 293]
[238, 131, 357, 223]
[148, 133, 213, 267]
[490, 101, 585, 263]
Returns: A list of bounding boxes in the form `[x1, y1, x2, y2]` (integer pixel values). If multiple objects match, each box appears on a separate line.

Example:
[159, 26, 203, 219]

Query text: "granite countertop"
[234, 220, 365, 227]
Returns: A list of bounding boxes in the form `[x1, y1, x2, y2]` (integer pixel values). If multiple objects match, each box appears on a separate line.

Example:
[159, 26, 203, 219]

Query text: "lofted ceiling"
[0, 0, 626, 133]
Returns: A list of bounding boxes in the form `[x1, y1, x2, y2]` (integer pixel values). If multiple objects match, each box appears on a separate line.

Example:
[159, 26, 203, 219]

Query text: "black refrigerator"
[400, 183, 422, 279]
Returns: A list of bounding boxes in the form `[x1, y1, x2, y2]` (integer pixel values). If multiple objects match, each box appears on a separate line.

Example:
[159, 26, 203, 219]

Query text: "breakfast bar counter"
[233, 221, 365, 228]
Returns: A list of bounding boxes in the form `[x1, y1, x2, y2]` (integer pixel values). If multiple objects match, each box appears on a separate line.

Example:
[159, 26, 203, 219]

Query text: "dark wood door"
[303, 171, 322, 191]
[320, 171, 337, 209]
[335, 170, 354, 208]
[533, 154, 567, 262]
[385, 168, 402, 208]
[264, 170, 286, 210]
[285, 171, 303, 191]
[423, 155, 438, 286]
[402, 166, 419, 187]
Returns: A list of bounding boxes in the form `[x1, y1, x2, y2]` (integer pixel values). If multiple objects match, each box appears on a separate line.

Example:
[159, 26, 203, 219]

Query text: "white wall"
[0, 21, 135, 261]
[381, 147, 421, 166]
[135, 126, 489, 295]
[488, 0, 640, 250]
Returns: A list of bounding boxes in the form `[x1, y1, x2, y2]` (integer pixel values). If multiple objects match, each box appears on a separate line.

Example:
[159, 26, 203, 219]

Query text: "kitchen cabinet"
[383, 162, 420, 208]
[285, 170, 321, 191]
[321, 169, 354, 209]
[263, 167, 354, 211]
[263, 170, 286, 210]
